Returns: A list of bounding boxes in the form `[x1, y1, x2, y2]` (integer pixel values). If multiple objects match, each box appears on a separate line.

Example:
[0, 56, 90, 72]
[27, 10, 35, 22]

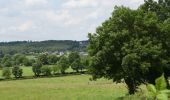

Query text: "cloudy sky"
[0, 0, 144, 41]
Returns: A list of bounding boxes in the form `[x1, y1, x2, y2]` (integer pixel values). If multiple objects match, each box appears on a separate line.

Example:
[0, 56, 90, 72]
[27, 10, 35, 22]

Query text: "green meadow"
[0, 75, 128, 100]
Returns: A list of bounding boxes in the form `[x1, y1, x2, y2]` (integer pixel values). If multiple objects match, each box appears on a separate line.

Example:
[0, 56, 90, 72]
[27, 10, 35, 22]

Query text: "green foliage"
[81, 56, 90, 69]
[71, 59, 81, 72]
[41, 66, 52, 76]
[2, 67, 11, 79]
[68, 52, 80, 64]
[88, 4, 170, 94]
[68, 52, 84, 72]
[47, 54, 59, 64]
[147, 75, 170, 100]
[58, 56, 69, 74]
[38, 54, 49, 65]
[52, 65, 60, 75]
[12, 66, 23, 78]
[32, 61, 42, 77]
[0, 40, 87, 55]
[1, 55, 12, 67]
[23, 58, 33, 66]
[141, 0, 170, 21]
[12, 54, 25, 65]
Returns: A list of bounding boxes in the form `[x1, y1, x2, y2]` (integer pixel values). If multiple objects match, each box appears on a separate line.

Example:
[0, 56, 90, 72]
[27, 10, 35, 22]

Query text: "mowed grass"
[0, 75, 128, 100]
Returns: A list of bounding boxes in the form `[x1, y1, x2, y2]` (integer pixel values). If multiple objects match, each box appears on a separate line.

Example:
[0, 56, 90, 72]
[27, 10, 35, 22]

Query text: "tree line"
[0, 40, 88, 56]
[0, 52, 89, 79]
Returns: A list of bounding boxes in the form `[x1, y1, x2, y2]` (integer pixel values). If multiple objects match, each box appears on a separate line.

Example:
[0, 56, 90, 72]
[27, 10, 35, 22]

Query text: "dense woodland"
[0, 40, 88, 56]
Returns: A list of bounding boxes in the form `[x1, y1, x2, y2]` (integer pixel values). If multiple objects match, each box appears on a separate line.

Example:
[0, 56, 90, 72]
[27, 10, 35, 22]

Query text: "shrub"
[147, 74, 170, 100]
[2, 67, 11, 79]
[12, 66, 23, 78]
[41, 66, 52, 76]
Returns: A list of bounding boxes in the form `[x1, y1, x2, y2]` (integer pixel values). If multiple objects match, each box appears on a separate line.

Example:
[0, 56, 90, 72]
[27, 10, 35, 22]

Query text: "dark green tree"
[1, 55, 12, 67]
[47, 54, 59, 64]
[68, 52, 82, 72]
[140, 0, 170, 21]
[2, 67, 11, 79]
[71, 59, 81, 73]
[41, 66, 52, 76]
[88, 6, 170, 94]
[58, 56, 69, 74]
[32, 61, 42, 77]
[12, 66, 23, 78]
[37, 54, 48, 65]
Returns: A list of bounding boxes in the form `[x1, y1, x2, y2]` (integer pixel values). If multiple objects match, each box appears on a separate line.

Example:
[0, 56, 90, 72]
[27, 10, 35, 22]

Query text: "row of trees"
[1, 52, 89, 79]
[32, 52, 89, 77]
[0, 54, 35, 67]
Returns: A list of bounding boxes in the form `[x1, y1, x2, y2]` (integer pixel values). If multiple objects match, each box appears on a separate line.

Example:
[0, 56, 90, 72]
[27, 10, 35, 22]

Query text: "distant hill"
[0, 40, 88, 55]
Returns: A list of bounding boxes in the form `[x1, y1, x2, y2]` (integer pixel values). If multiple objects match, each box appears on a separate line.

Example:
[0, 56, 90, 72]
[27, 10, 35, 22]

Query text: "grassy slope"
[0, 75, 127, 100]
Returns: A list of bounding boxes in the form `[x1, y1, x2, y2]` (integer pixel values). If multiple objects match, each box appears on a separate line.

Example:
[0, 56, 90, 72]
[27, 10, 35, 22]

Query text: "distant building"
[59, 51, 64, 56]
[79, 52, 88, 56]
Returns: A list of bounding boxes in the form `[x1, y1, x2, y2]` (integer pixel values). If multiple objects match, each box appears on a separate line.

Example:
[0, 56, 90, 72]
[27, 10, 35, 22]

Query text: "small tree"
[1, 55, 12, 67]
[37, 54, 48, 65]
[68, 52, 82, 72]
[2, 67, 11, 79]
[58, 56, 69, 74]
[47, 55, 59, 64]
[71, 59, 81, 73]
[32, 61, 42, 77]
[12, 66, 23, 78]
[41, 66, 52, 76]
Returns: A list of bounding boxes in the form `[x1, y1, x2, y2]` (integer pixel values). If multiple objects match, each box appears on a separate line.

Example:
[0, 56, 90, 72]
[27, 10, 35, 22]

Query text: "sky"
[0, 0, 144, 41]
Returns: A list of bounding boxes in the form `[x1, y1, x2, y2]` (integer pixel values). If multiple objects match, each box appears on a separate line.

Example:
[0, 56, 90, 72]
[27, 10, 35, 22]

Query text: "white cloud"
[17, 21, 34, 32]
[0, 0, 145, 41]
[0, 21, 34, 33]
[25, 0, 48, 5]
[45, 10, 71, 22]
[62, 0, 99, 8]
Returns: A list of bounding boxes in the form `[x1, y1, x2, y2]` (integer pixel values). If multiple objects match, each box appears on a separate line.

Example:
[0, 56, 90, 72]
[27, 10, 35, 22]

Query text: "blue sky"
[0, 0, 144, 41]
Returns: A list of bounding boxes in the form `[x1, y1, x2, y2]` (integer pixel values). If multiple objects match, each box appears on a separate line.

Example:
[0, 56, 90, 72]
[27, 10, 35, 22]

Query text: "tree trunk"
[124, 77, 137, 94]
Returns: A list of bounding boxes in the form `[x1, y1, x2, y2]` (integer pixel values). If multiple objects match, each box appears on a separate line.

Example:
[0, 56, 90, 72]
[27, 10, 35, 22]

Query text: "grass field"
[0, 75, 128, 100]
[0, 66, 148, 100]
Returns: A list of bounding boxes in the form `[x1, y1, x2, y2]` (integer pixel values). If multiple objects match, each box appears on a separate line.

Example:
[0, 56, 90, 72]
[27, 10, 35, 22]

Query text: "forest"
[0, 40, 88, 56]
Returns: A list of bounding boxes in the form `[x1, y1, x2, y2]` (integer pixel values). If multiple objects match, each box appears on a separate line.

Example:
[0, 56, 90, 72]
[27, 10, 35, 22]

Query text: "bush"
[41, 66, 52, 76]
[2, 67, 11, 79]
[12, 66, 23, 78]
[147, 74, 170, 100]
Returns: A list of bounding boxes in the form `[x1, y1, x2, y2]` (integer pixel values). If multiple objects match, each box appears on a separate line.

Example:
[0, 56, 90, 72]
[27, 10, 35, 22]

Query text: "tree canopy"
[88, 0, 170, 94]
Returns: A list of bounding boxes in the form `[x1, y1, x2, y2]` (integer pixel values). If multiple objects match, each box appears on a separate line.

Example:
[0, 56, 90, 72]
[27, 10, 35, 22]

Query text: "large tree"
[88, 2, 170, 94]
